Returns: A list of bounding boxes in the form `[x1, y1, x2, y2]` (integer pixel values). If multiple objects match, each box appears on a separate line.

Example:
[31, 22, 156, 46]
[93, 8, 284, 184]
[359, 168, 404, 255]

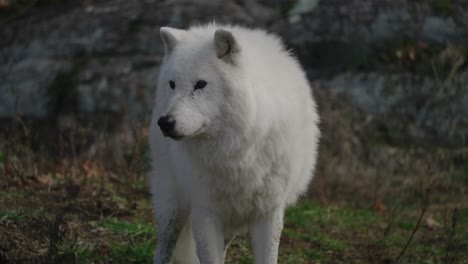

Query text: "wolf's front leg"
[153, 207, 186, 264]
[249, 208, 284, 264]
[191, 209, 225, 264]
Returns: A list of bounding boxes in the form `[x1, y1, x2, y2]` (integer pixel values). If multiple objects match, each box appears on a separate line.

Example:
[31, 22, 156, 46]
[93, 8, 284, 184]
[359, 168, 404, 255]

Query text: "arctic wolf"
[149, 23, 320, 264]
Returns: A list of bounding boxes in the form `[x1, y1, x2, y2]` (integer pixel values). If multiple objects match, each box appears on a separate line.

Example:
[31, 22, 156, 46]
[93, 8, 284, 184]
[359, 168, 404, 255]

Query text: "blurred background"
[0, 0, 467, 263]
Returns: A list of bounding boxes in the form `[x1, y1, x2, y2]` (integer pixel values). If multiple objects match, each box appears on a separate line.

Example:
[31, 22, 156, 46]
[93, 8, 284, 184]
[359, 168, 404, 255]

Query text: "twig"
[443, 208, 460, 264]
[396, 178, 435, 262]
[381, 207, 398, 240]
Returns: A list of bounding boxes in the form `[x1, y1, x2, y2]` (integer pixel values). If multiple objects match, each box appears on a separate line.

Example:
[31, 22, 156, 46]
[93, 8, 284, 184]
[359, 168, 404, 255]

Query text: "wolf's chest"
[204, 156, 289, 224]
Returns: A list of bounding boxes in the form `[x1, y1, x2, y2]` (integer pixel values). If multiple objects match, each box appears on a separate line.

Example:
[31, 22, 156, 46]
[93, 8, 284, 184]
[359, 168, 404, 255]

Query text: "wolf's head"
[155, 26, 243, 140]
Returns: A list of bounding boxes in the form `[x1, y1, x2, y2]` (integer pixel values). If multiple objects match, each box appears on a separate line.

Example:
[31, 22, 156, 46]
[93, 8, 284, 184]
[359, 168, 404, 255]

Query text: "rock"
[319, 72, 468, 145]
[288, 0, 320, 23]
[422, 16, 460, 43]
[0, 0, 467, 146]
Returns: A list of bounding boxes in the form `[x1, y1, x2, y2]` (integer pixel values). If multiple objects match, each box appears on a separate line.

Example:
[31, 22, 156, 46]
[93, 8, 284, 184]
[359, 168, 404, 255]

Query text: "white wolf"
[149, 23, 320, 264]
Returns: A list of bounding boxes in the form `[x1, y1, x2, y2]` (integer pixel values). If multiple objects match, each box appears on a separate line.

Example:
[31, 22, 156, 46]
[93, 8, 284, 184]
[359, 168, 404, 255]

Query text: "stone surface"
[0, 0, 467, 145]
[321, 72, 468, 144]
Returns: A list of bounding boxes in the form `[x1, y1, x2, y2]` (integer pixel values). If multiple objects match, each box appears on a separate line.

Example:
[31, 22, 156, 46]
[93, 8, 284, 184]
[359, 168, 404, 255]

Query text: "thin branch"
[396, 178, 434, 262]
[443, 208, 460, 264]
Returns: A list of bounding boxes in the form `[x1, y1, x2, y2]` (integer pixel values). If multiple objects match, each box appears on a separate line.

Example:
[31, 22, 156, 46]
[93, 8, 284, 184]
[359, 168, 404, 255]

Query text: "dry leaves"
[374, 200, 389, 214]
[425, 216, 442, 230]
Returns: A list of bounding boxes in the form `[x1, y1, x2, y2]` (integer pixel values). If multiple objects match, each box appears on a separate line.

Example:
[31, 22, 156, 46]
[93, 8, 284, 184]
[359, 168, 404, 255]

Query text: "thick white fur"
[150, 23, 320, 264]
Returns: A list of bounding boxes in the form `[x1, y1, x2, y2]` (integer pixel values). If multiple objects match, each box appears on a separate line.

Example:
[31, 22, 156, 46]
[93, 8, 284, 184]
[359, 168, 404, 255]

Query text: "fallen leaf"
[374, 200, 389, 213]
[81, 160, 105, 178]
[36, 174, 55, 186]
[408, 49, 416, 61]
[425, 216, 442, 230]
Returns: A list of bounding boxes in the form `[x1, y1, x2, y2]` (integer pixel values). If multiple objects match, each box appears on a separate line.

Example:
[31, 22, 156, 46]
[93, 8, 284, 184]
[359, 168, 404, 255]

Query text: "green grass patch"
[107, 241, 155, 264]
[302, 248, 324, 260]
[286, 201, 380, 230]
[0, 190, 25, 199]
[335, 207, 378, 228]
[280, 253, 311, 263]
[73, 219, 157, 263]
[387, 233, 408, 248]
[285, 200, 328, 228]
[72, 246, 100, 263]
[73, 240, 156, 264]
[396, 219, 416, 231]
[322, 236, 348, 251]
[0, 208, 46, 221]
[0, 210, 27, 221]
[97, 218, 155, 238]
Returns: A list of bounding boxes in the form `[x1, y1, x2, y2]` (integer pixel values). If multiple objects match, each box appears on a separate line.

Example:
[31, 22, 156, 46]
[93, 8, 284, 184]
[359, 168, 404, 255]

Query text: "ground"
[0, 114, 467, 264]
[0, 174, 467, 264]
[1, 0, 467, 263]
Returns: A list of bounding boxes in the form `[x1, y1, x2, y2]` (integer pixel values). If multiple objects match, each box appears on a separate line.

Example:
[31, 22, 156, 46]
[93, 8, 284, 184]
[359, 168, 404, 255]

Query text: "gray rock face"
[321, 72, 468, 144]
[422, 16, 460, 43]
[0, 0, 277, 119]
[279, 0, 467, 44]
[274, 0, 467, 72]
[0, 0, 467, 145]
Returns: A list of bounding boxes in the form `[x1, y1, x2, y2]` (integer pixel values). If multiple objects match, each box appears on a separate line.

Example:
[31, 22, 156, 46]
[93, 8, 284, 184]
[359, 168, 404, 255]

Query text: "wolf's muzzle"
[157, 115, 176, 136]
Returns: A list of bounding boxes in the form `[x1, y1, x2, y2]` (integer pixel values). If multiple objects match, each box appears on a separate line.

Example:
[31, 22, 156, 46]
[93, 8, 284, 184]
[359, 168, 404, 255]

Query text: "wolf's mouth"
[169, 134, 184, 141]
[163, 131, 184, 141]
[193, 123, 209, 136]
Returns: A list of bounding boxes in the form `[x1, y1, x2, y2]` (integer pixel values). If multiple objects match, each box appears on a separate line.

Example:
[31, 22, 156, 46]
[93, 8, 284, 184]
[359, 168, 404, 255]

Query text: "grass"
[97, 218, 154, 237]
[0, 180, 467, 263]
[0, 210, 28, 221]
[0, 117, 467, 264]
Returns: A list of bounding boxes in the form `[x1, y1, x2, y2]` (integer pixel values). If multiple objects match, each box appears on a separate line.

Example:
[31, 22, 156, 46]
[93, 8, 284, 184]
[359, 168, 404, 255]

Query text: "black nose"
[157, 116, 176, 134]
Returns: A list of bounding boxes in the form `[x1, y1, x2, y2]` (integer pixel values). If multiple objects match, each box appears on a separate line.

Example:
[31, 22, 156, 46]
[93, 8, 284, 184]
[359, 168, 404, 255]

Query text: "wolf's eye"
[194, 80, 207, 90]
[169, 81, 175, 89]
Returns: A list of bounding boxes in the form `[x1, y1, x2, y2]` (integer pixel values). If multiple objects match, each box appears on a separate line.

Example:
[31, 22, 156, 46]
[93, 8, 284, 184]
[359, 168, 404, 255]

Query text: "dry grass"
[1, 90, 467, 263]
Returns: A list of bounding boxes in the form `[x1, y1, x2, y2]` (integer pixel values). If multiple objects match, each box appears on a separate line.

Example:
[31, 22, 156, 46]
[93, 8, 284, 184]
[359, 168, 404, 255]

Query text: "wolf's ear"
[160, 27, 185, 55]
[214, 29, 240, 64]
